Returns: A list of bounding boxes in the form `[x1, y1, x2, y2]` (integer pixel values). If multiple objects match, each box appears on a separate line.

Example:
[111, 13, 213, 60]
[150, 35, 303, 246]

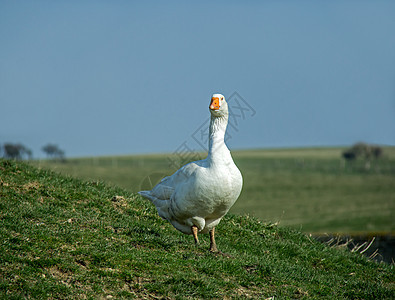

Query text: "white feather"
[138, 94, 243, 235]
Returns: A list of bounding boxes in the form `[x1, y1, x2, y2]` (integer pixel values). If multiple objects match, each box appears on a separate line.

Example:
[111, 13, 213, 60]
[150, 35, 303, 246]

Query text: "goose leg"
[191, 225, 199, 244]
[209, 228, 218, 252]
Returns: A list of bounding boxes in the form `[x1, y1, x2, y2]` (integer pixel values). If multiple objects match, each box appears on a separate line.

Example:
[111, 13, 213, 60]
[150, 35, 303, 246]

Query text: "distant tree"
[42, 144, 57, 157]
[371, 146, 383, 159]
[42, 144, 65, 161]
[351, 143, 370, 158]
[342, 150, 356, 161]
[342, 142, 384, 169]
[3, 143, 32, 160]
[3, 144, 20, 159]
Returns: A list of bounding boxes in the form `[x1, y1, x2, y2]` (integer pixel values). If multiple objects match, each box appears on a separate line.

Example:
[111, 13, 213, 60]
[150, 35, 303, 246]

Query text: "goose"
[138, 94, 243, 252]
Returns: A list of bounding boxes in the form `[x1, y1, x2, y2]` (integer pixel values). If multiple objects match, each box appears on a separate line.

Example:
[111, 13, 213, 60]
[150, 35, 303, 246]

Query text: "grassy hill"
[33, 147, 395, 234]
[1, 159, 394, 299]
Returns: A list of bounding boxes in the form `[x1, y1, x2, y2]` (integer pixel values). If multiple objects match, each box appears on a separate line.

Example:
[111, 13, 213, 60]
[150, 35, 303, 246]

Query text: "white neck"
[207, 113, 230, 163]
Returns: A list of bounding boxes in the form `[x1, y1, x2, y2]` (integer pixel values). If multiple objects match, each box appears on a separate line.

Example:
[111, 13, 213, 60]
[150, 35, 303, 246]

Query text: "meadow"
[33, 147, 395, 234]
[1, 158, 394, 298]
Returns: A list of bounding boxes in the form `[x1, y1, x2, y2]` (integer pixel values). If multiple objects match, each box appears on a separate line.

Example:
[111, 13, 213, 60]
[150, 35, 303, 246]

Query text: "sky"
[1, 0, 394, 158]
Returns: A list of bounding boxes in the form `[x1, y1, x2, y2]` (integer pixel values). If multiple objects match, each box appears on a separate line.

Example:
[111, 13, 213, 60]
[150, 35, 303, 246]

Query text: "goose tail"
[138, 191, 171, 220]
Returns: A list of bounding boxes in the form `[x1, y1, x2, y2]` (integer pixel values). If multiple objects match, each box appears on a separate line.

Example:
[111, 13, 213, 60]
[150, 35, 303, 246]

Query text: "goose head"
[209, 93, 228, 117]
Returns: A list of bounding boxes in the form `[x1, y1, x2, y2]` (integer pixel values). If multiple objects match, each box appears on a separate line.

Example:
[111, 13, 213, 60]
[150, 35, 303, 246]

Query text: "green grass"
[1, 158, 394, 299]
[33, 147, 395, 234]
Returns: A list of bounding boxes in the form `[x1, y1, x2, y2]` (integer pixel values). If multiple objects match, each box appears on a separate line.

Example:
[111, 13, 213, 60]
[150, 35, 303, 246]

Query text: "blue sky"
[1, 1, 394, 158]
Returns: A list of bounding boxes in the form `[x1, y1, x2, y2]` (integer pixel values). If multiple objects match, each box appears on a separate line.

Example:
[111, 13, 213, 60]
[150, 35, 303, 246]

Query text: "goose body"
[138, 94, 243, 251]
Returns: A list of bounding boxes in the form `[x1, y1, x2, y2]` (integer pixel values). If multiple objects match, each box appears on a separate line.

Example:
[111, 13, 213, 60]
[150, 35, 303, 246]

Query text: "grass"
[33, 147, 395, 234]
[1, 158, 394, 299]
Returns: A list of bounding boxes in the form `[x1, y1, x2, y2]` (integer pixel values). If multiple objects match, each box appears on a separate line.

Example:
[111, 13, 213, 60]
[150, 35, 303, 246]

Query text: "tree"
[42, 144, 65, 161]
[371, 146, 383, 159]
[3, 144, 20, 159]
[342, 142, 384, 170]
[2, 143, 32, 160]
[342, 151, 356, 161]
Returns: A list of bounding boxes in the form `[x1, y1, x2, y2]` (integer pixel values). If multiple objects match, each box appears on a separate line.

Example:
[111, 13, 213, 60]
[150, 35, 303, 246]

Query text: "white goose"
[138, 94, 243, 252]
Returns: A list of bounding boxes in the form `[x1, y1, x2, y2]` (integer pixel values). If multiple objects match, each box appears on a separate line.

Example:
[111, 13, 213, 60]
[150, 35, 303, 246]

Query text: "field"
[1, 159, 394, 298]
[33, 147, 395, 234]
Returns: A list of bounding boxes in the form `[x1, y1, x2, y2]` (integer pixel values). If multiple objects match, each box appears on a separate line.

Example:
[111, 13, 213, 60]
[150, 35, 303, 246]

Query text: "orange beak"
[209, 97, 220, 110]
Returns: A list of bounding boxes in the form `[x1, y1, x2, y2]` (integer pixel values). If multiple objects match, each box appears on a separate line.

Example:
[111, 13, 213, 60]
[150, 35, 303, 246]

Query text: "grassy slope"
[1, 159, 394, 299]
[33, 147, 395, 234]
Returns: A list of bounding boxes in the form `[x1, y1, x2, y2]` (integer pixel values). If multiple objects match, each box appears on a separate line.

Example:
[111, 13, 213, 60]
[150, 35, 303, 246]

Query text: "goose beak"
[209, 97, 220, 110]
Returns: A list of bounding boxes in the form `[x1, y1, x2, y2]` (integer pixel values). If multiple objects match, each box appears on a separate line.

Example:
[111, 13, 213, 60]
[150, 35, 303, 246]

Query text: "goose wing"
[138, 159, 207, 201]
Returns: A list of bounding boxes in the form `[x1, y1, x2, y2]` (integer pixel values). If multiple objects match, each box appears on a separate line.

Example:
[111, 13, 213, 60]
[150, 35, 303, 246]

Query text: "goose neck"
[208, 114, 229, 159]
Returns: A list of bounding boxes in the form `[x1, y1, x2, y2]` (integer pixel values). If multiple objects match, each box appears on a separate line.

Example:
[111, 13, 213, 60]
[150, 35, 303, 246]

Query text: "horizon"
[8, 144, 395, 160]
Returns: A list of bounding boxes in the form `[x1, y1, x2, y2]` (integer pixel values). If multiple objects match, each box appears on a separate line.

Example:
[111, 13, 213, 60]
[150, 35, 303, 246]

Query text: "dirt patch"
[23, 181, 41, 191]
[111, 196, 130, 212]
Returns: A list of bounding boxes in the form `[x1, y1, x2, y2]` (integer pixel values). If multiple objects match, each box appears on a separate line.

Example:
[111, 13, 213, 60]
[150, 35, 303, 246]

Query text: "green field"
[33, 147, 395, 234]
[1, 159, 394, 298]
